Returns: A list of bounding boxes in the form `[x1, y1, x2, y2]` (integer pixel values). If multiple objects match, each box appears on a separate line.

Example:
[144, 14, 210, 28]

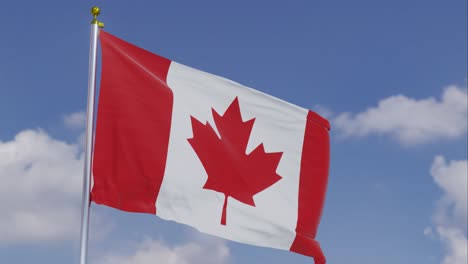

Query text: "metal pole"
[79, 6, 102, 264]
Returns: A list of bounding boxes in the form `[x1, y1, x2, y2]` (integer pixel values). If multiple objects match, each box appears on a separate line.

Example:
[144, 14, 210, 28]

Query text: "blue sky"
[0, 1, 466, 264]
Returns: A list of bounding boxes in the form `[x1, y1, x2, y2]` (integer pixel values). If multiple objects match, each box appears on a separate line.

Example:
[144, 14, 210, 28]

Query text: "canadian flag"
[92, 30, 330, 264]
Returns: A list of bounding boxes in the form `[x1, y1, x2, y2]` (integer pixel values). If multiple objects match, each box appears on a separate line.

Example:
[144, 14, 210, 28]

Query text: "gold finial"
[91, 6, 104, 28]
[91, 6, 101, 17]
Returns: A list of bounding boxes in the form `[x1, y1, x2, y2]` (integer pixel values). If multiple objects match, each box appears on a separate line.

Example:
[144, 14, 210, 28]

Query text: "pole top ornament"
[91, 6, 101, 16]
[91, 6, 104, 28]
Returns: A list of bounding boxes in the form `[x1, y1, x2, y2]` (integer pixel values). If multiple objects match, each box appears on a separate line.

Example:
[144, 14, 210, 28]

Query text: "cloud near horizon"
[333, 85, 467, 144]
[0, 129, 84, 243]
[93, 237, 230, 264]
[430, 156, 467, 264]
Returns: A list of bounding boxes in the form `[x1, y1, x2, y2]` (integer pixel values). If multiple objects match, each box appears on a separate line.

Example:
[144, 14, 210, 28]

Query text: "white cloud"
[94, 237, 230, 264]
[430, 156, 467, 264]
[334, 85, 468, 144]
[431, 156, 468, 230]
[437, 226, 467, 264]
[63, 111, 86, 130]
[0, 129, 84, 243]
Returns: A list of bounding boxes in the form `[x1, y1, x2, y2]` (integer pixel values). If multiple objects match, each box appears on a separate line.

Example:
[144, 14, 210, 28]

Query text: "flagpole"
[79, 6, 103, 264]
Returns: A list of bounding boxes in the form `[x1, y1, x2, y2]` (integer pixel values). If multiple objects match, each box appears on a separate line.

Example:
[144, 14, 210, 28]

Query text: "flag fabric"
[91, 30, 330, 264]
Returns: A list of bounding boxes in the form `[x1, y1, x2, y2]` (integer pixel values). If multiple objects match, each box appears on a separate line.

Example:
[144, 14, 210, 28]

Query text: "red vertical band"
[290, 111, 330, 264]
[91, 31, 173, 214]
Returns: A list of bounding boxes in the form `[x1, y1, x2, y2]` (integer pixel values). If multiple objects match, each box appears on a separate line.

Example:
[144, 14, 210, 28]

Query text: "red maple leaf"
[188, 97, 283, 226]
